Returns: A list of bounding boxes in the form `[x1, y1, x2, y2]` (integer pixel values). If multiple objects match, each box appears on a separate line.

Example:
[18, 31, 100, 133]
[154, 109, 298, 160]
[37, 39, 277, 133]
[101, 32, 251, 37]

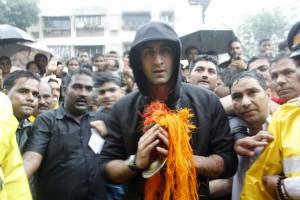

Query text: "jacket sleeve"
[240, 115, 282, 200]
[209, 96, 238, 179]
[99, 105, 127, 163]
[0, 93, 32, 200]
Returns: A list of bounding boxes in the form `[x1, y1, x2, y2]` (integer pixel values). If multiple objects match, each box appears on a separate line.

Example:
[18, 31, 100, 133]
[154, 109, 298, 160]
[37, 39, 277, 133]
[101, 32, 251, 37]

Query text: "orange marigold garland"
[143, 101, 198, 200]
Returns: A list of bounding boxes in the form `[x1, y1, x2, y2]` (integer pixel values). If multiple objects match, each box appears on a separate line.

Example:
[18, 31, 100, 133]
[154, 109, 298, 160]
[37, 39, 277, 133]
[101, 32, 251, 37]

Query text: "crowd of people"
[0, 20, 300, 200]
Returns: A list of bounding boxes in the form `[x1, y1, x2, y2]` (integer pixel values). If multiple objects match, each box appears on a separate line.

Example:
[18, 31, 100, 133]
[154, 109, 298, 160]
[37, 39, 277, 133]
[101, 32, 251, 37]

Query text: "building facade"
[29, 0, 204, 60]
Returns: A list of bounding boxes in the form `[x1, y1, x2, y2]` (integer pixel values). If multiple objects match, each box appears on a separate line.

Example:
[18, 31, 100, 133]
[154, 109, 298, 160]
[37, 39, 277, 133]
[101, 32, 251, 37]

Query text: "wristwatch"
[126, 154, 143, 174]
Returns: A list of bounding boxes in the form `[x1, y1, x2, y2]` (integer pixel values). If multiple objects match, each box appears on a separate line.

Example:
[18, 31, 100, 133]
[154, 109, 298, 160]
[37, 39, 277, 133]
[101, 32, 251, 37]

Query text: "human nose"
[27, 92, 35, 102]
[276, 74, 287, 85]
[39, 97, 45, 104]
[80, 88, 90, 97]
[153, 53, 163, 65]
[102, 91, 111, 99]
[201, 70, 209, 78]
[241, 95, 251, 107]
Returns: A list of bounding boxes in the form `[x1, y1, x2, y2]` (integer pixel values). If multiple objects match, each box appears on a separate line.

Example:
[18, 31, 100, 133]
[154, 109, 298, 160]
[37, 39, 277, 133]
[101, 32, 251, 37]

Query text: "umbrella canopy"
[0, 24, 35, 44]
[0, 42, 53, 68]
[180, 25, 236, 58]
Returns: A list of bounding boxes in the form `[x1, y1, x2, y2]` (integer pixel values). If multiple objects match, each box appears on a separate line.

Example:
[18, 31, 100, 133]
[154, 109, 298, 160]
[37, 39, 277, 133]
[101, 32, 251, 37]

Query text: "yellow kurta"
[0, 92, 32, 200]
[241, 101, 300, 200]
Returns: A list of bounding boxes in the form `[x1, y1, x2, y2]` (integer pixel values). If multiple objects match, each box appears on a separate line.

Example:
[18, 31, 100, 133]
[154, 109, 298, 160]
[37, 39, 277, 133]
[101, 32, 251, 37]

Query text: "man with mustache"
[22, 69, 106, 200]
[33, 81, 53, 117]
[189, 54, 219, 92]
[3, 70, 40, 153]
[270, 53, 300, 103]
[229, 71, 274, 199]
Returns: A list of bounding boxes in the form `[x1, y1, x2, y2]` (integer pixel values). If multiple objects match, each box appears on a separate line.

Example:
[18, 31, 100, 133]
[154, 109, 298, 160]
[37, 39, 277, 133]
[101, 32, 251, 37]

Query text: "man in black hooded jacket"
[100, 22, 237, 200]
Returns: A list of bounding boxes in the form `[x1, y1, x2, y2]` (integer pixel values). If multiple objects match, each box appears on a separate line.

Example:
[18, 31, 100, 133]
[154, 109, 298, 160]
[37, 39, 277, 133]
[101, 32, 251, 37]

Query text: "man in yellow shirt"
[0, 92, 32, 200]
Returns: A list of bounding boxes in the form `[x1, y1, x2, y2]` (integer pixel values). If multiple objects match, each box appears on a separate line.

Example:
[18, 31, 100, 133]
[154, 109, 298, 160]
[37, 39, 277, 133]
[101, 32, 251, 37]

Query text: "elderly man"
[100, 22, 237, 200]
[33, 81, 53, 117]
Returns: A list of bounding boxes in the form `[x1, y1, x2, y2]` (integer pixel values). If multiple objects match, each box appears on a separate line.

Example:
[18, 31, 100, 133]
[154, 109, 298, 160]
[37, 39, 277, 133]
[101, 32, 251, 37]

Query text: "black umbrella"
[0, 41, 53, 68]
[0, 24, 34, 44]
[180, 26, 236, 58]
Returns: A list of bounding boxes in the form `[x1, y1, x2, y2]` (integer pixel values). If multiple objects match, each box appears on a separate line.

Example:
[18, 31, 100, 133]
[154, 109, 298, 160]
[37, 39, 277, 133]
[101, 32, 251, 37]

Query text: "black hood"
[129, 22, 182, 106]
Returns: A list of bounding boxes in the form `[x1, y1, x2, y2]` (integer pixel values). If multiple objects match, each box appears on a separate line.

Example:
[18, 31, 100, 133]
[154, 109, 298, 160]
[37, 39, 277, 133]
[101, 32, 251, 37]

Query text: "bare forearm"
[105, 160, 136, 183]
[22, 151, 43, 178]
[193, 154, 224, 178]
[209, 178, 232, 198]
[220, 95, 234, 115]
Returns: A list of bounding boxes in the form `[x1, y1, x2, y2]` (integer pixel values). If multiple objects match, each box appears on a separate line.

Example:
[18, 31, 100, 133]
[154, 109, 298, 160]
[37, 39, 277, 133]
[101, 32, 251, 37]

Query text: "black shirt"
[24, 106, 106, 200]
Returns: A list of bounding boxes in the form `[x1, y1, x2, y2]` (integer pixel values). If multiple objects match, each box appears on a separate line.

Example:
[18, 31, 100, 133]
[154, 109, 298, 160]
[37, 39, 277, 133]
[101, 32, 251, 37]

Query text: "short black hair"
[92, 53, 104, 62]
[3, 70, 40, 91]
[259, 38, 271, 46]
[184, 46, 200, 56]
[218, 68, 240, 87]
[63, 68, 93, 88]
[34, 53, 48, 62]
[66, 57, 79, 66]
[80, 63, 93, 72]
[248, 55, 270, 67]
[0, 56, 11, 64]
[227, 38, 240, 50]
[229, 70, 267, 91]
[93, 72, 122, 87]
[189, 54, 219, 72]
[26, 61, 36, 70]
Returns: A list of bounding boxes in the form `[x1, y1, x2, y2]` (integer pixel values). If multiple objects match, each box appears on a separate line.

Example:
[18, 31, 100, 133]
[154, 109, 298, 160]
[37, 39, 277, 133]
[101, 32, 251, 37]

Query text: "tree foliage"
[0, 0, 40, 30]
[236, 8, 290, 57]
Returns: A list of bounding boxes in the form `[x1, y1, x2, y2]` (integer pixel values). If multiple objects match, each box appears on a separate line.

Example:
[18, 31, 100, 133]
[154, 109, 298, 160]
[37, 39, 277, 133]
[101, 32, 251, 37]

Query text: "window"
[75, 15, 105, 37]
[122, 12, 151, 31]
[48, 46, 72, 61]
[43, 16, 71, 37]
[75, 15, 105, 29]
[75, 46, 104, 57]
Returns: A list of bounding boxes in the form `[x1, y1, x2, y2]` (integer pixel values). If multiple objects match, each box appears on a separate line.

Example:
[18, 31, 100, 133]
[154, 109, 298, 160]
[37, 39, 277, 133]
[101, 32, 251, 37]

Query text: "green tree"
[0, 0, 40, 30]
[236, 8, 290, 57]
